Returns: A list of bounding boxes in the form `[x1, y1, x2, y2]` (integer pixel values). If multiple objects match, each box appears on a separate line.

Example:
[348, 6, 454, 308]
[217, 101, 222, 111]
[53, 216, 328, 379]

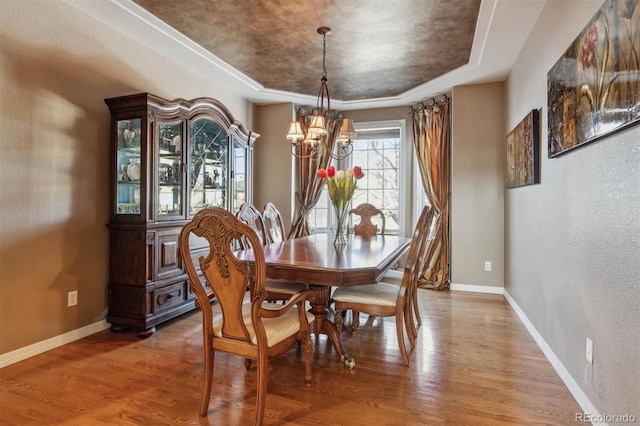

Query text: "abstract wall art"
[506, 109, 540, 188]
[548, 0, 640, 157]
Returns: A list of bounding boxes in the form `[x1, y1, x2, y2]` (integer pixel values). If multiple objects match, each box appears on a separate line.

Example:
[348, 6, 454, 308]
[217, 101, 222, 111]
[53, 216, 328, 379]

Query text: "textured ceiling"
[132, 0, 481, 102]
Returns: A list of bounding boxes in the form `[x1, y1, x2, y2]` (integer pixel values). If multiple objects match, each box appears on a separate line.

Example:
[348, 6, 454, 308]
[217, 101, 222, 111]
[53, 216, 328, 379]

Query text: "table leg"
[308, 285, 356, 369]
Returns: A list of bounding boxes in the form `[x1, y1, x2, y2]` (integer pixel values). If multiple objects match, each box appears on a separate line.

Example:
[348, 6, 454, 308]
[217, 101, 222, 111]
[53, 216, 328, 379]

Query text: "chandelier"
[286, 27, 355, 160]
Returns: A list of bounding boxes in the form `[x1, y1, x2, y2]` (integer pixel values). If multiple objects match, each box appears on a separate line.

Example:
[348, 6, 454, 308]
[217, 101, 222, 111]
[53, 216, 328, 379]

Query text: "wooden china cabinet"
[104, 93, 258, 336]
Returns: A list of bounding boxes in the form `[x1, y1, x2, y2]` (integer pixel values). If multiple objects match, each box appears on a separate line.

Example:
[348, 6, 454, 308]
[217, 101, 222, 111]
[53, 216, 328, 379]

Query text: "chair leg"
[413, 287, 422, 327]
[302, 329, 313, 385]
[351, 311, 360, 333]
[405, 300, 417, 347]
[396, 312, 410, 366]
[335, 305, 344, 332]
[405, 288, 417, 347]
[200, 348, 215, 417]
[254, 351, 268, 426]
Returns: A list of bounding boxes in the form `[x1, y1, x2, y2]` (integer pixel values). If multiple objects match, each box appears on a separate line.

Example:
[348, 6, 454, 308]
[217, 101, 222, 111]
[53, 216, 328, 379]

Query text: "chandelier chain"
[322, 32, 327, 79]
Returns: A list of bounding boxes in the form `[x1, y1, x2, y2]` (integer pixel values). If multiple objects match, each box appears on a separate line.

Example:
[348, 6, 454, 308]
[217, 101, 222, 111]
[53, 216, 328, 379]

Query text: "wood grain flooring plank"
[0, 290, 582, 425]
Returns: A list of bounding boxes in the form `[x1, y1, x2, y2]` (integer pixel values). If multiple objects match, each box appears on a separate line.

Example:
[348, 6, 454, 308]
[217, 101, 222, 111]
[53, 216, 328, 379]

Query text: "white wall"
[506, 0, 640, 417]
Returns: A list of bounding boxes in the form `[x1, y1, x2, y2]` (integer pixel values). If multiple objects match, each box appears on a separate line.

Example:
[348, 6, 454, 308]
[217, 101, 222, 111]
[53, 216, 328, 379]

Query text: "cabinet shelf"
[120, 147, 141, 154]
[159, 153, 180, 159]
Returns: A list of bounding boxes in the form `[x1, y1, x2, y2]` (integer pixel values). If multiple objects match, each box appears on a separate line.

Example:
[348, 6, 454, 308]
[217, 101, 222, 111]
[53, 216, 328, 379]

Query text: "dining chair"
[347, 202, 386, 237]
[236, 202, 269, 245]
[380, 206, 433, 343]
[378, 206, 434, 345]
[342, 202, 387, 323]
[179, 207, 315, 424]
[262, 201, 287, 244]
[237, 202, 309, 301]
[332, 206, 434, 366]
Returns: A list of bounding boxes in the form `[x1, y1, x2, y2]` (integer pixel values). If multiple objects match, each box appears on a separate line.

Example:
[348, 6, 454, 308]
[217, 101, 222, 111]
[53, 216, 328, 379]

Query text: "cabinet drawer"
[153, 282, 186, 313]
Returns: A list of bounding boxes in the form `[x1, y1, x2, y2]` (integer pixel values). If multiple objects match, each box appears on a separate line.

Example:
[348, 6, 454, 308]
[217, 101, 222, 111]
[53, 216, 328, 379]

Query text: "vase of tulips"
[317, 165, 365, 245]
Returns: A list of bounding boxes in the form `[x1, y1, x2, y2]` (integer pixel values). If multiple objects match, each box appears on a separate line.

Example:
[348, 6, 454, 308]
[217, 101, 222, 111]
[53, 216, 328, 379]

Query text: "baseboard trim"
[0, 320, 110, 369]
[503, 290, 604, 426]
[450, 282, 505, 294]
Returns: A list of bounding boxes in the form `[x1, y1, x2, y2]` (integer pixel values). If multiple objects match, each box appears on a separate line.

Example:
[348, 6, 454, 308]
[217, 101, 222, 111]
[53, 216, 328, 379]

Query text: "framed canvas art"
[506, 109, 540, 188]
[547, 0, 640, 157]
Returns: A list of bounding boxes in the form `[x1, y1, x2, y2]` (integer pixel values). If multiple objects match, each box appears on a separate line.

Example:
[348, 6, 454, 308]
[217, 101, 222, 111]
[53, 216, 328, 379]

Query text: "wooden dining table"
[237, 232, 411, 368]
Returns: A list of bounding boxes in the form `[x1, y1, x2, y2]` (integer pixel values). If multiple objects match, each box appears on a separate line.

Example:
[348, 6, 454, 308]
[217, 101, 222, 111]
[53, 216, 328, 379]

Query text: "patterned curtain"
[288, 110, 341, 238]
[410, 95, 451, 290]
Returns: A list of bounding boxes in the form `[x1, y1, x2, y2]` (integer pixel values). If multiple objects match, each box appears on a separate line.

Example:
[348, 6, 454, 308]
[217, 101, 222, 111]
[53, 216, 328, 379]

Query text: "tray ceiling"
[133, 0, 481, 103]
[64, 0, 547, 109]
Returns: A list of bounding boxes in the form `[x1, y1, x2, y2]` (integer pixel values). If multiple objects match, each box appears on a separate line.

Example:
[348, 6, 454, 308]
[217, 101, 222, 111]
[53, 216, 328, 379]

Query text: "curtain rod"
[408, 94, 450, 114]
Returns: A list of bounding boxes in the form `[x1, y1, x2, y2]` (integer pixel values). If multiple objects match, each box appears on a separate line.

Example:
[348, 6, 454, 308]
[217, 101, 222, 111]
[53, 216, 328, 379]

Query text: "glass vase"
[332, 202, 349, 246]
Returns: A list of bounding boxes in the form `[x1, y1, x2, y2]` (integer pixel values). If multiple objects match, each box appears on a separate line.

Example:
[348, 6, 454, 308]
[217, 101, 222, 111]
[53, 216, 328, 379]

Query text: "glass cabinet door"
[189, 118, 228, 215]
[157, 121, 183, 217]
[231, 137, 248, 213]
[116, 118, 142, 215]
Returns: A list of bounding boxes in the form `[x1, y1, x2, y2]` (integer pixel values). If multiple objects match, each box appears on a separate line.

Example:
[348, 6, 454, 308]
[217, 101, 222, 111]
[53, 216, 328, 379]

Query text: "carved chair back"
[348, 203, 386, 237]
[236, 202, 268, 245]
[262, 202, 287, 244]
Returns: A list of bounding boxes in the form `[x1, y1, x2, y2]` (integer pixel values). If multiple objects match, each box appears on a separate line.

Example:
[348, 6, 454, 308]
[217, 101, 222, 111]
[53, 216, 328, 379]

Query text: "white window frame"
[309, 119, 409, 236]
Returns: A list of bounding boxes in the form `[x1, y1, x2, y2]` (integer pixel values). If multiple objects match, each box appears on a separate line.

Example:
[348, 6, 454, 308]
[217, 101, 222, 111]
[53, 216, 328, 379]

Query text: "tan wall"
[450, 83, 506, 288]
[344, 106, 410, 124]
[252, 103, 295, 230]
[0, 1, 249, 354]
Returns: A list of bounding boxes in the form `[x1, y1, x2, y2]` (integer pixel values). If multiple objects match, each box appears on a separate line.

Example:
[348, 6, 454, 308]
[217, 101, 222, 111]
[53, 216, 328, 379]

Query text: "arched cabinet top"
[105, 92, 259, 145]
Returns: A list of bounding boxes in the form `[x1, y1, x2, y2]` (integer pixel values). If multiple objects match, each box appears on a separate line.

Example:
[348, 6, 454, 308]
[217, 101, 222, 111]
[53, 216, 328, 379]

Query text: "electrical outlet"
[68, 290, 78, 307]
[586, 337, 593, 363]
[484, 261, 492, 271]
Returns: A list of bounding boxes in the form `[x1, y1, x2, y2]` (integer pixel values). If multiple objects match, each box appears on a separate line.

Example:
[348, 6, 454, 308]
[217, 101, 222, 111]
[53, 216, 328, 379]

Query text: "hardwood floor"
[0, 290, 582, 425]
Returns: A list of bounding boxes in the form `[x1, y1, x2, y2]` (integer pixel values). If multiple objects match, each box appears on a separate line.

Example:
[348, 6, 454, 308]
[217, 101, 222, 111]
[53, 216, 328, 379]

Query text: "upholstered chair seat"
[212, 302, 314, 346]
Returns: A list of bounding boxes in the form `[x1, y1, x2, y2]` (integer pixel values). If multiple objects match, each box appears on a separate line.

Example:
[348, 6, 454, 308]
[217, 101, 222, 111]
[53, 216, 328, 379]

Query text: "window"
[308, 187, 330, 230]
[309, 120, 406, 235]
